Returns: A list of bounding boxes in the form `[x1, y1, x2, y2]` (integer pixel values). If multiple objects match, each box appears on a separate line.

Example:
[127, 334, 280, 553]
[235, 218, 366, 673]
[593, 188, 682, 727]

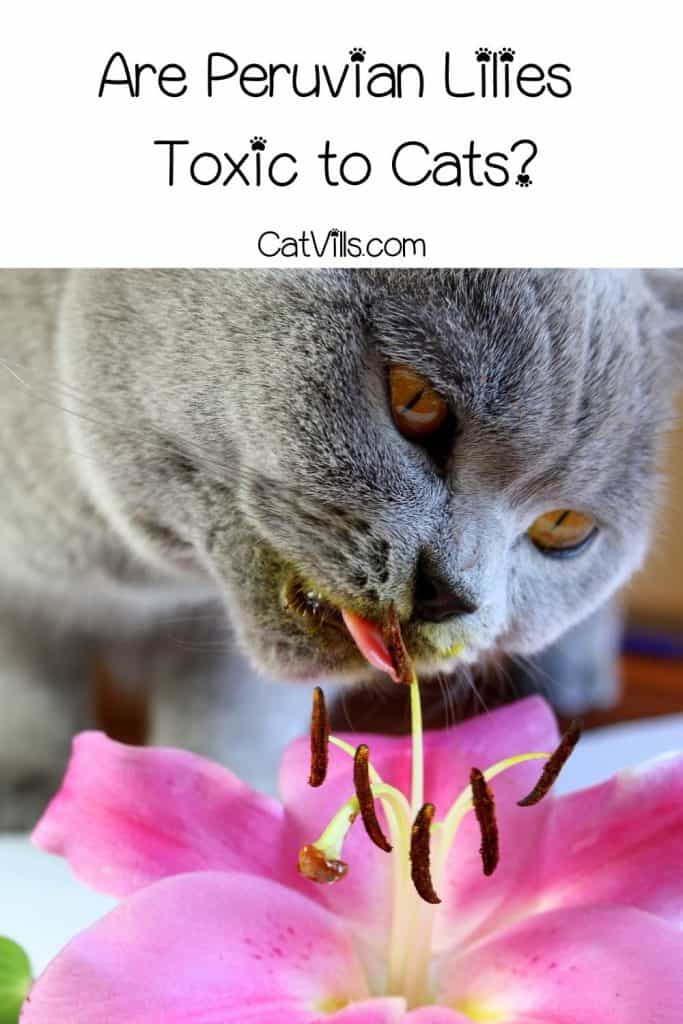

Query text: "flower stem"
[410, 676, 424, 815]
[330, 735, 385, 786]
[401, 877, 439, 1008]
[385, 810, 411, 995]
[388, 676, 431, 1003]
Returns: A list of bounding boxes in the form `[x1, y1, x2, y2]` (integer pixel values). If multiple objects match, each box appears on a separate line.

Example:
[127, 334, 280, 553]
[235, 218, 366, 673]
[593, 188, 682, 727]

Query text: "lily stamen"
[298, 778, 410, 885]
[354, 744, 393, 852]
[409, 802, 441, 905]
[297, 793, 358, 884]
[308, 685, 330, 788]
[470, 767, 500, 877]
[517, 718, 582, 806]
[297, 844, 349, 884]
[385, 606, 414, 686]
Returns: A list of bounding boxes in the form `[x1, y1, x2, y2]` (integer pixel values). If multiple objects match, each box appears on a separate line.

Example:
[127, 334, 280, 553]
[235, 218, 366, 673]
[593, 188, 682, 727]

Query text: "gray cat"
[0, 269, 681, 829]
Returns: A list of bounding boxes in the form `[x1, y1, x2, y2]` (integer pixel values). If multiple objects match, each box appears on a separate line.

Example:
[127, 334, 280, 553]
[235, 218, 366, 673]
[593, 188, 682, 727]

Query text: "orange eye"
[528, 510, 596, 555]
[389, 364, 449, 441]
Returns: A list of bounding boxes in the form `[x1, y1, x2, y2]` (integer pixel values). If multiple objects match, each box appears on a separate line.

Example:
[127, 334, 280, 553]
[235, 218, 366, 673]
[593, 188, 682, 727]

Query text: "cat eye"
[528, 509, 597, 557]
[389, 364, 449, 442]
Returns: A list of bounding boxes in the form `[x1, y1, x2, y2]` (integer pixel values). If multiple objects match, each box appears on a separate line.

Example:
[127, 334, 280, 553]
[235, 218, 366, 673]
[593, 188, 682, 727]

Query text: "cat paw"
[349, 48, 366, 63]
[498, 47, 516, 62]
[250, 136, 267, 152]
[475, 47, 492, 62]
[516, 173, 532, 187]
[329, 228, 340, 237]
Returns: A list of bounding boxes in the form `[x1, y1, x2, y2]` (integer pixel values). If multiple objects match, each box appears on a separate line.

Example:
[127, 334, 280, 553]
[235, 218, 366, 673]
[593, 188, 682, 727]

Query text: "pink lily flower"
[22, 695, 683, 1023]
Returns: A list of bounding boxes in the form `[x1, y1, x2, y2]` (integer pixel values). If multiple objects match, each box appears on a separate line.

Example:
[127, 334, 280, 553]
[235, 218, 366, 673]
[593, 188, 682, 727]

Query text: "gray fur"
[0, 269, 681, 827]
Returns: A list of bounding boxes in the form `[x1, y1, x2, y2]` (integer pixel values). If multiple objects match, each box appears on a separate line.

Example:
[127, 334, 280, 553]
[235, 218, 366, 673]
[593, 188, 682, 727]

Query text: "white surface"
[2, 713, 682, 976]
[552, 713, 683, 793]
[0, 837, 115, 976]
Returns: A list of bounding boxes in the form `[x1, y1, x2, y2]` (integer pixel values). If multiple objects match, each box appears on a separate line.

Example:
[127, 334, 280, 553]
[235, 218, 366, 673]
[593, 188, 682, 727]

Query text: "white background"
[0, 0, 681, 265]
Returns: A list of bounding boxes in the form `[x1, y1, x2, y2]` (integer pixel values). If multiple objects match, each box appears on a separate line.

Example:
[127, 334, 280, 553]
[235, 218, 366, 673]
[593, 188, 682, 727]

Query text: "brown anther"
[353, 744, 392, 852]
[384, 606, 414, 685]
[297, 844, 348, 884]
[470, 767, 499, 877]
[517, 719, 583, 807]
[308, 686, 330, 787]
[409, 802, 441, 904]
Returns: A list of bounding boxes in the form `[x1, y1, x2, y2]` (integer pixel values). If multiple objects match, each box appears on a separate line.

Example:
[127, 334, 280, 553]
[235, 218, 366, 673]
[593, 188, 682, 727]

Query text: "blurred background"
[609, 394, 683, 726]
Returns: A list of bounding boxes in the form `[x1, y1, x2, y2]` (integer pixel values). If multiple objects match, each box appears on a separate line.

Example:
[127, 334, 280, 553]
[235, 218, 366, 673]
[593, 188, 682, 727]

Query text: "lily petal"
[434, 769, 554, 952]
[511, 751, 683, 927]
[437, 905, 683, 1023]
[438, 749, 683, 953]
[32, 733, 288, 898]
[21, 871, 371, 1024]
[419, 697, 559, 815]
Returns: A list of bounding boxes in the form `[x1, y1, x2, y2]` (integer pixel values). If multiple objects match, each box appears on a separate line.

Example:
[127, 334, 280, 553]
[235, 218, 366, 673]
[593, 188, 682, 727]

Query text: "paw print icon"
[516, 173, 532, 188]
[498, 48, 516, 62]
[475, 48, 492, 62]
[349, 47, 366, 62]
[250, 136, 267, 152]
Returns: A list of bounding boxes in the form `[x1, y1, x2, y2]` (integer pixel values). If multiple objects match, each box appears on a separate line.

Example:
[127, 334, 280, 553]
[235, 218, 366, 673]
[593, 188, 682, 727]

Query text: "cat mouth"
[281, 575, 346, 632]
[281, 574, 404, 677]
[281, 572, 471, 676]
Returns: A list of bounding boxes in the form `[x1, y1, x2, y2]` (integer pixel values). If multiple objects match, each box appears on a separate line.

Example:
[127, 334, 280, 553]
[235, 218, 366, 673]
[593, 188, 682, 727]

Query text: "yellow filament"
[330, 735, 384, 786]
[313, 783, 410, 862]
[325, 733, 414, 995]
[409, 676, 424, 815]
[314, 795, 360, 859]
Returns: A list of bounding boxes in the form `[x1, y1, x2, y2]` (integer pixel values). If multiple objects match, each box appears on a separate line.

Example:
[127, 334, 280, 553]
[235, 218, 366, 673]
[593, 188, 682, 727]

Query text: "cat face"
[65, 269, 680, 683]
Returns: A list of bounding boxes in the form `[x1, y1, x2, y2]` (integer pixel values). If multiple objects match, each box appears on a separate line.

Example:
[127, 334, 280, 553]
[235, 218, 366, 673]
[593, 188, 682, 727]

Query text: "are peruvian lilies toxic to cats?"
[20, 608, 683, 1023]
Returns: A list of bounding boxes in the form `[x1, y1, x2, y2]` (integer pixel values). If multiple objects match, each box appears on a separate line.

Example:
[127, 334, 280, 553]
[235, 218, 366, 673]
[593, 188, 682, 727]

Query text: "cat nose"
[412, 551, 479, 623]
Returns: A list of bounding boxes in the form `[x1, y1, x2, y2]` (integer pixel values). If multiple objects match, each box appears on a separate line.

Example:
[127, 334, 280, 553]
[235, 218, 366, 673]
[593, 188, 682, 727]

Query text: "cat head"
[65, 269, 682, 683]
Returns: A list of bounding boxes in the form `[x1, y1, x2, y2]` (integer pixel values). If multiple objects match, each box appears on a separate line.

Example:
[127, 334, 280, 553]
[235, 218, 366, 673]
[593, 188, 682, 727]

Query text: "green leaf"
[0, 937, 32, 1024]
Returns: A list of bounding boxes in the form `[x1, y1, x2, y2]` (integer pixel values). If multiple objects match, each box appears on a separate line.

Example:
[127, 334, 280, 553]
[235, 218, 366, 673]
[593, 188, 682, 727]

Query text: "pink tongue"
[341, 609, 399, 683]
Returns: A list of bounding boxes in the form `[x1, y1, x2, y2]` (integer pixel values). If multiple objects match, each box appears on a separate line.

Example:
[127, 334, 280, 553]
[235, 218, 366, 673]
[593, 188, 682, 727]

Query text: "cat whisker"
[485, 650, 516, 702]
[165, 636, 234, 653]
[0, 356, 239, 481]
[506, 651, 557, 702]
[340, 687, 355, 732]
[151, 610, 227, 627]
[441, 671, 457, 729]
[459, 661, 489, 714]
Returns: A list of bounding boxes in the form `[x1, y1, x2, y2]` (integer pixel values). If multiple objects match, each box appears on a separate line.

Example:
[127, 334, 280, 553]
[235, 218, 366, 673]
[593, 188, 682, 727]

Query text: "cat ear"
[642, 270, 683, 366]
